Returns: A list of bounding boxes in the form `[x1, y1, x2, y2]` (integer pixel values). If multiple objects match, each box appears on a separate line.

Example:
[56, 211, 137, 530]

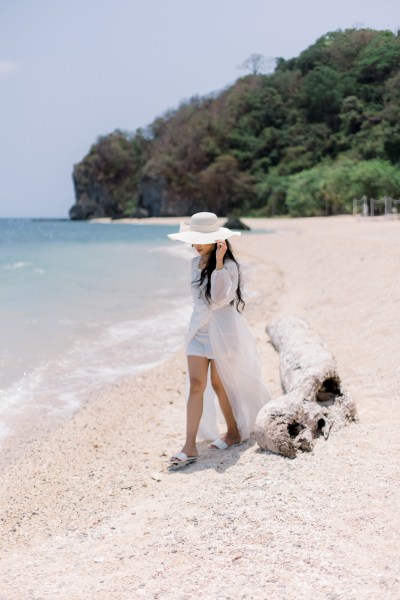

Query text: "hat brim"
[167, 227, 241, 244]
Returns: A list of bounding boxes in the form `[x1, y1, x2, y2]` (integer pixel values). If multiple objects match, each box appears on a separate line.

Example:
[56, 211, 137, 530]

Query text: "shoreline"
[0, 223, 194, 467]
[1, 215, 399, 599]
[89, 213, 399, 227]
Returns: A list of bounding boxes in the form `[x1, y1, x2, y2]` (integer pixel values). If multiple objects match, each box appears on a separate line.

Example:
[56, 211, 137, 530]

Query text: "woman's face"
[193, 243, 215, 256]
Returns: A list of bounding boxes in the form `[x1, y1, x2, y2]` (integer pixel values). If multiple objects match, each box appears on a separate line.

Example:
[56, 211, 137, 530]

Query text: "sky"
[0, 0, 399, 218]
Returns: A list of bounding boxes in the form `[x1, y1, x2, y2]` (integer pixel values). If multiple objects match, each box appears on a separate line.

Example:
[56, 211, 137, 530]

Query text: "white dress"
[186, 255, 271, 442]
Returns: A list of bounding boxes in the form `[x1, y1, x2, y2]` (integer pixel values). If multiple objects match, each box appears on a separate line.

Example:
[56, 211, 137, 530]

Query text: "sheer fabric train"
[186, 256, 271, 441]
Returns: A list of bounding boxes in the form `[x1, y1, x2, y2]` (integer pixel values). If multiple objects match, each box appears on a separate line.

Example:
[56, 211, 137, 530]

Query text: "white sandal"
[208, 439, 245, 450]
[169, 451, 197, 469]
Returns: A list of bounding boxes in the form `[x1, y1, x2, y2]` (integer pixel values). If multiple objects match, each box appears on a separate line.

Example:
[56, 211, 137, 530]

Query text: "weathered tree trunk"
[254, 316, 357, 458]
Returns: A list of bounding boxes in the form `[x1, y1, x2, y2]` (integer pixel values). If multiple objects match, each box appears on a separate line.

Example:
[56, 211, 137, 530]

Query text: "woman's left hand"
[216, 239, 227, 266]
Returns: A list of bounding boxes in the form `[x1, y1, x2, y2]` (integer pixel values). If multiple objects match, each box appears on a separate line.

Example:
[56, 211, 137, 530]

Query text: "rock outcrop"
[70, 170, 210, 220]
[136, 175, 210, 217]
[223, 217, 251, 230]
[69, 166, 124, 220]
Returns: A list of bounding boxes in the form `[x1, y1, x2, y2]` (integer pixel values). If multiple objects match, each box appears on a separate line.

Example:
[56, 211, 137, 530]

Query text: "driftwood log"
[254, 316, 357, 458]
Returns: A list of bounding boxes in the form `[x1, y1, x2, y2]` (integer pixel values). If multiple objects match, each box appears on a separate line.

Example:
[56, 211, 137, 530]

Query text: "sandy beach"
[1, 215, 399, 599]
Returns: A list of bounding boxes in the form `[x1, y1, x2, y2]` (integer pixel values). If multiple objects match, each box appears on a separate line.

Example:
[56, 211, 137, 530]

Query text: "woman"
[167, 212, 271, 468]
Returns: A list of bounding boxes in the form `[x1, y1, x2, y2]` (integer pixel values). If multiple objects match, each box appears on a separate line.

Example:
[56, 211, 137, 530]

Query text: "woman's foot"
[169, 451, 198, 469]
[182, 443, 198, 458]
[169, 443, 198, 469]
[170, 444, 198, 463]
[208, 432, 241, 450]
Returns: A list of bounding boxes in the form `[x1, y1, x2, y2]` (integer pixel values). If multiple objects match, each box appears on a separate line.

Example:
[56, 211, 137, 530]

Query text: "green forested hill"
[70, 28, 400, 219]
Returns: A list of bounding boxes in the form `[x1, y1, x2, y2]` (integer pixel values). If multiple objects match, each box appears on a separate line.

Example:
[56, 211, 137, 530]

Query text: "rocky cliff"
[69, 130, 146, 220]
[136, 175, 214, 217]
[70, 167, 121, 220]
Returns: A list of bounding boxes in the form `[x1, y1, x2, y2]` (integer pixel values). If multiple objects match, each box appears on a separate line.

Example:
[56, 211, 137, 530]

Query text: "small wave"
[3, 261, 31, 270]
[148, 244, 194, 260]
[0, 302, 192, 445]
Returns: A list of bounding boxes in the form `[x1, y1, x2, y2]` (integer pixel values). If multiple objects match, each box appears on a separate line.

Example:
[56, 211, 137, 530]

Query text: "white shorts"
[186, 326, 214, 359]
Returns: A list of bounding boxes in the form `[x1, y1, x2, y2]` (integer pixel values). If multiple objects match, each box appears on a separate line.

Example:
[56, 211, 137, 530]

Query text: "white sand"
[0, 215, 399, 599]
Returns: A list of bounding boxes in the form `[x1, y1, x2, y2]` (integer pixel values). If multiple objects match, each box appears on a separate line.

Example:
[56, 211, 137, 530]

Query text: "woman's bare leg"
[179, 355, 210, 458]
[209, 360, 241, 447]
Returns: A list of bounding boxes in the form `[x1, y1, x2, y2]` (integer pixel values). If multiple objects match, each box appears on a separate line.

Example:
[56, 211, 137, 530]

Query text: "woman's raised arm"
[210, 261, 239, 304]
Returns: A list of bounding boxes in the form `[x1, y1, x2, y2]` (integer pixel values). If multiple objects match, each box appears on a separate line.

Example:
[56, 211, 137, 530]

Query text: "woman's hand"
[215, 239, 227, 269]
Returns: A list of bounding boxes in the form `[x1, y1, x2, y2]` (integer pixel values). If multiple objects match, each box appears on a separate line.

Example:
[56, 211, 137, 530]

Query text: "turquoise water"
[0, 219, 193, 440]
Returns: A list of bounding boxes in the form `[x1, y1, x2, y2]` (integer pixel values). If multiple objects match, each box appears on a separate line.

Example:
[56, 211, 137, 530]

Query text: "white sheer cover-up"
[186, 256, 271, 441]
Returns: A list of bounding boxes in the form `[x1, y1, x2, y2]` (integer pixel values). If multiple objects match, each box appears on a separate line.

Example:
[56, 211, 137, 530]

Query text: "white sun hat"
[167, 212, 241, 244]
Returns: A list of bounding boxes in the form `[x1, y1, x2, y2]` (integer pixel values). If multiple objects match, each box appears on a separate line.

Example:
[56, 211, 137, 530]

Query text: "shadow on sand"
[166, 438, 279, 475]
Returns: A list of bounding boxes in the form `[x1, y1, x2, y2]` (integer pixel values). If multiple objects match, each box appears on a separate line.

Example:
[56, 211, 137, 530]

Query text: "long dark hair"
[193, 240, 245, 312]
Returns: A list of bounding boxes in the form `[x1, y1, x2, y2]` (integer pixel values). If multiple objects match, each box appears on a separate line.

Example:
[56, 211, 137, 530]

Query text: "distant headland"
[69, 28, 400, 220]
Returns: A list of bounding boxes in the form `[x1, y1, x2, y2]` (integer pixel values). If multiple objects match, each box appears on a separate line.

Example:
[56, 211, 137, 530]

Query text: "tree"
[300, 65, 342, 125]
[356, 31, 400, 83]
[238, 53, 272, 75]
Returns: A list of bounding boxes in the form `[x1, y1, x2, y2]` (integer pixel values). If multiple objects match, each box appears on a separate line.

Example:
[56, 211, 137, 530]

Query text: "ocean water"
[0, 219, 193, 442]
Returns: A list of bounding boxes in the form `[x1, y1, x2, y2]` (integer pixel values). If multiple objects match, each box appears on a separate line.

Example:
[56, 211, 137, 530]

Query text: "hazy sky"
[1, 0, 399, 217]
